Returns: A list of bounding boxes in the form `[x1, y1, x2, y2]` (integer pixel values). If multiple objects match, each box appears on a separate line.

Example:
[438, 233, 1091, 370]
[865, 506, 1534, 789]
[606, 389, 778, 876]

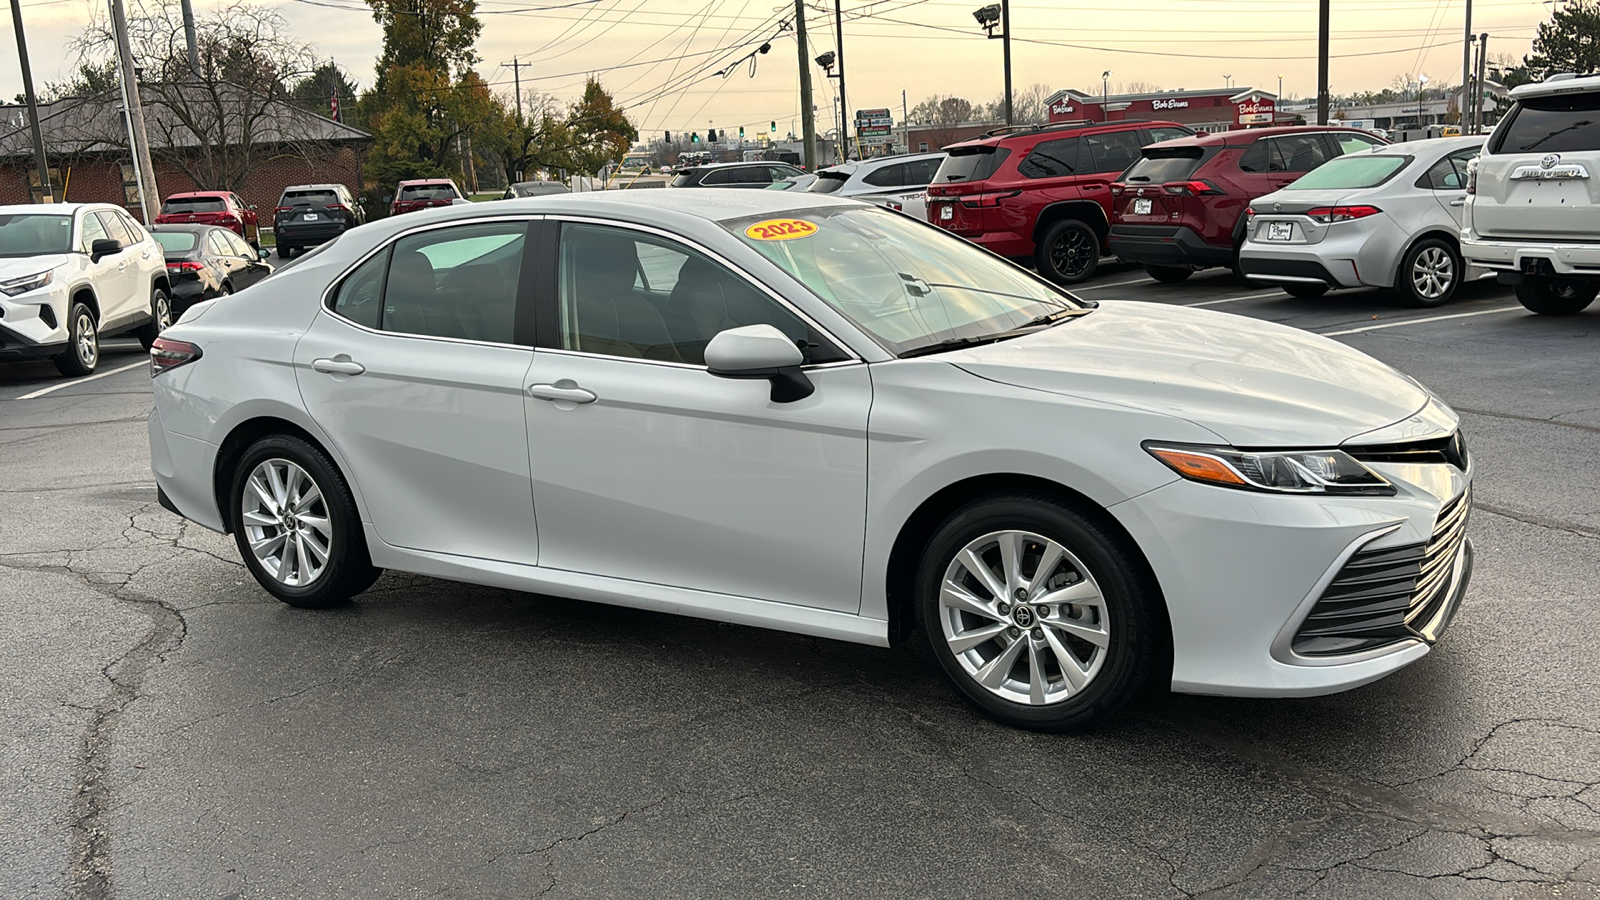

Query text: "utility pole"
[110, 0, 160, 219]
[1001, 0, 1012, 126]
[1475, 33, 1489, 134]
[505, 56, 528, 123]
[9, 0, 54, 202]
[1461, 0, 1472, 127]
[901, 88, 909, 153]
[179, 0, 200, 79]
[794, 0, 818, 170]
[834, 0, 847, 161]
[1316, 0, 1330, 125]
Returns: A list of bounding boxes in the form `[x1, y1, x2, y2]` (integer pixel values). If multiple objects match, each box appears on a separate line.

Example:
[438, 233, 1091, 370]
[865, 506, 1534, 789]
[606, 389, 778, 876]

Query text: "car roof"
[376, 189, 860, 234]
[0, 202, 118, 215]
[946, 119, 1181, 151]
[397, 178, 457, 186]
[281, 184, 345, 192]
[818, 151, 947, 176]
[152, 223, 233, 233]
[695, 161, 793, 169]
[1147, 125, 1387, 150]
[165, 191, 230, 198]
[1510, 72, 1600, 100]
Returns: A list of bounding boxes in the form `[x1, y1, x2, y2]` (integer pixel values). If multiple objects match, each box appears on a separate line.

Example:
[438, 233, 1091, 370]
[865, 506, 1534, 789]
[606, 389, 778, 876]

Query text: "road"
[2, 269, 1597, 899]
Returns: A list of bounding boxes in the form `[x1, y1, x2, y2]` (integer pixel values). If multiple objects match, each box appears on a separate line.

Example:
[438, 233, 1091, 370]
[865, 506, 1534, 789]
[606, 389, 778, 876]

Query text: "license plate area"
[303, 213, 320, 221]
[1132, 198, 1152, 215]
[939, 204, 953, 221]
[1266, 221, 1293, 242]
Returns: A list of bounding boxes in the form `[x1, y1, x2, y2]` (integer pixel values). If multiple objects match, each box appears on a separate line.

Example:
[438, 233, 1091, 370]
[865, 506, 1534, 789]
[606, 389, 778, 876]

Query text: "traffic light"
[770, 121, 777, 132]
[690, 132, 699, 143]
[739, 126, 745, 138]
[708, 128, 717, 142]
[665, 131, 671, 143]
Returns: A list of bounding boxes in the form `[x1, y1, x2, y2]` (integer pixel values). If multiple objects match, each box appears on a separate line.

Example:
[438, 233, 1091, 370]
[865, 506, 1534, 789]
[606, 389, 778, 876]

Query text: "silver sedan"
[1239, 136, 1488, 306]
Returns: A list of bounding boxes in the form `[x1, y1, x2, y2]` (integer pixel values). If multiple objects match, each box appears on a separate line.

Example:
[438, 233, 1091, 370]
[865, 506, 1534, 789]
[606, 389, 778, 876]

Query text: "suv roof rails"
[981, 118, 1159, 138]
[1545, 72, 1579, 82]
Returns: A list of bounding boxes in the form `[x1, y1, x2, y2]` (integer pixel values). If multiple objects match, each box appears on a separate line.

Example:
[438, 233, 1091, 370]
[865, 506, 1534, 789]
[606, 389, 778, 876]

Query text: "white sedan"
[148, 191, 1473, 731]
[1239, 136, 1488, 305]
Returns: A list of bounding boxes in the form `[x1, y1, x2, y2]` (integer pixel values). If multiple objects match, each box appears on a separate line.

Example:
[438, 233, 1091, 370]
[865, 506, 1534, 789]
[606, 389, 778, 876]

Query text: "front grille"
[1346, 431, 1468, 470]
[1292, 488, 1471, 656]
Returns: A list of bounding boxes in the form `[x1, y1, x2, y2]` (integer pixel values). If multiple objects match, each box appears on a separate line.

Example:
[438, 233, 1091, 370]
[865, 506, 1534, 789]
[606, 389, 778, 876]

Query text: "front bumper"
[1110, 225, 1233, 268]
[1111, 468, 1472, 697]
[275, 221, 348, 247]
[0, 287, 70, 360]
[1462, 235, 1600, 280]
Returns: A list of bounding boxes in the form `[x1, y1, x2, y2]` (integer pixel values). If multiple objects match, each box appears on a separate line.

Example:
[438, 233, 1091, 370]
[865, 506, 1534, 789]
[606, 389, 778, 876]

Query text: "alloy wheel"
[938, 530, 1109, 706]
[76, 312, 98, 369]
[1411, 246, 1455, 300]
[1051, 230, 1095, 279]
[153, 291, 172, 332]
[240, 458, 334, 587]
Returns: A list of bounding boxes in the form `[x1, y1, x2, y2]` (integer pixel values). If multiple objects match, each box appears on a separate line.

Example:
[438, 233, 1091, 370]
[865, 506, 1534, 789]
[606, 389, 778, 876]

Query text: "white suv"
[806, 152, 947, 220]
[0, 203, 171, 376]
[1463, 73, 1600, 315]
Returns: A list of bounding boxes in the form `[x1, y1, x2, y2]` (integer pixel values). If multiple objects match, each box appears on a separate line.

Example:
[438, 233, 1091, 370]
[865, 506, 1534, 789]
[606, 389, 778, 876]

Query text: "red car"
[1108, 126, 1389, 281]
[926, 119, 1193, 284]
[391, 179, 465, 216]
[155, 191, 260, 247]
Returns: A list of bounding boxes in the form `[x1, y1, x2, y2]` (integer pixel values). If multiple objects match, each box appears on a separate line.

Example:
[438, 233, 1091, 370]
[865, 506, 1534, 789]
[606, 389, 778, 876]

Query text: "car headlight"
[1143, 443, 1396, 496]
[0, 270, 53, 296]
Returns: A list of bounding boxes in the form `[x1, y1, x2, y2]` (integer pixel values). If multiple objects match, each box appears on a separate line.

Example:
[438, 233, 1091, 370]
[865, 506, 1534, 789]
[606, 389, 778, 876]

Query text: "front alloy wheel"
[1036, 220, 1100, 284]
[241, 458, 335, 588]
[52, 302, 98, 377]
[1402, 239, 1459, 307]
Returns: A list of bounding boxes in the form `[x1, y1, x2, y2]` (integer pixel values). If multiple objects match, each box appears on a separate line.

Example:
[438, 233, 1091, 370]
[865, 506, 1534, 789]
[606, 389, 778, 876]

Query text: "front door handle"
[1449, 198, 1466, 207]
[312, 357, 365, 376]
[527, 383, 597, 404]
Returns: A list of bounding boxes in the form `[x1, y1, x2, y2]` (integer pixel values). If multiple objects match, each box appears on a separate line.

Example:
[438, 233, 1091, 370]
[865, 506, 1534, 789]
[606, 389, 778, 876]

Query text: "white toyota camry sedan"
[148, 190, 1473, 731]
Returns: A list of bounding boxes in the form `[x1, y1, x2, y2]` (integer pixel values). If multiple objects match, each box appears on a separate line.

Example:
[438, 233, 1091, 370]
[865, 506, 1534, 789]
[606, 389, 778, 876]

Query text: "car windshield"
[0, 213, 73, 256]
[512, 183, 566, 197]
[1496, 93, 1600, 153]
[152, 231, 198, 253]
[399, 184, 456, 200]
[1285, 155, 1410, 190]
[162, 197, 226, 214]
[1123, 148, 1206, 183]
[725, 206, 1078, 356]
[283, 190, 338, 205]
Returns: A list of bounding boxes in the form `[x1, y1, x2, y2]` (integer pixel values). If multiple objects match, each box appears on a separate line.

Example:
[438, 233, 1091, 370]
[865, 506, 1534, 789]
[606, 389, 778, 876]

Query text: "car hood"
[0, 254, 73, 280]
[943, 300, 1428, 447]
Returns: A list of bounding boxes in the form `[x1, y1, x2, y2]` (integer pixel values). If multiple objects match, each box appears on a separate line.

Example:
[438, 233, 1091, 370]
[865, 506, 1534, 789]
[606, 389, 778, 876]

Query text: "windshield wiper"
[897, 308, 1094, 359]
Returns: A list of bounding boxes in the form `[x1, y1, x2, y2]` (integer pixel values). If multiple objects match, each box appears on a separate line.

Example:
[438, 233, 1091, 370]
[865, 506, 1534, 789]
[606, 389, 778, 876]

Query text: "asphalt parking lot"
[3, 267, 1597, 899]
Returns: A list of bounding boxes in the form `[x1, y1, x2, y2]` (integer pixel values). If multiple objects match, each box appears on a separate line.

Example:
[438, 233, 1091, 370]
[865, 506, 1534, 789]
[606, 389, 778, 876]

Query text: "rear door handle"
[312, 357, 365, 375]
[527, 383, 597, 404]
[1449, 198, 1466, 207]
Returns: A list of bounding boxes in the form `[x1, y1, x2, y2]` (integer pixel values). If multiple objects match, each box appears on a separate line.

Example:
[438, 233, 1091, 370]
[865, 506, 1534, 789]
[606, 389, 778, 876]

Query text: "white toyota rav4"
[1463, 73, 1600, 315]
[0, 202, 172, 377]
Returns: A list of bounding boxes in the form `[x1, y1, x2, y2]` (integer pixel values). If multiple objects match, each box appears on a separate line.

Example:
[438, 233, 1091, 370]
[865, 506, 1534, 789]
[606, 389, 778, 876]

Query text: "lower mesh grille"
[1292, 488, 1471, 656]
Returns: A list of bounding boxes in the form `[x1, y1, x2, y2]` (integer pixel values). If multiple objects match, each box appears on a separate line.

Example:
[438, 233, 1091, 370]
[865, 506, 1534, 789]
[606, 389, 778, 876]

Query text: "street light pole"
[1317, 0, 1330, 124]
[794, 0, 818, 170]
[833, 0, 848, 160]
[1102, 70, 1110, 123]
[1000, 0, 1012, 126]
[9, 0, 54, 202]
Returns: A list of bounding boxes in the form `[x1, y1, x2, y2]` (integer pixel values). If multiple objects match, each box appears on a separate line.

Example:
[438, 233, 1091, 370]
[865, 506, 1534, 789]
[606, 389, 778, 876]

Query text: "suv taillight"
[150, 337, 202, 376]
[1466, 158, 1478, 195]
[1110, 183, 1127, 196]
[1162, 180, 1224, 196]
[1307, 205, 1382, 223]
[958, 190, 1021, 208]
[274, 206, 294, 214]
[326, 204, 348, 212]
[166, 261, 204, 272]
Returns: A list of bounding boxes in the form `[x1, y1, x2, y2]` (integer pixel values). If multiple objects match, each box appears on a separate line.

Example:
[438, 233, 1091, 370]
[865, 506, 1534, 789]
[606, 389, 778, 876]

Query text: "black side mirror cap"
[90, 238, 123, 261]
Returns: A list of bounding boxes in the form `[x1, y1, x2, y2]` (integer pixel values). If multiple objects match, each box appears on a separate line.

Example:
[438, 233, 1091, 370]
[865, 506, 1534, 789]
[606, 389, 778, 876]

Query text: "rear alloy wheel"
[1143, 265, 1193, 283]
[1514, 276, 1599, 316]
[916, 494, 1156, 731]
[1282, 282, 1330, 299]
[1036, 219, 1100, 285]
[278, 245, 294, 259]
[135, 287, 172, 350]
[230, 434, 380, 608]
[52, 302, 99, 377]
[1400, 238, 1460, 307]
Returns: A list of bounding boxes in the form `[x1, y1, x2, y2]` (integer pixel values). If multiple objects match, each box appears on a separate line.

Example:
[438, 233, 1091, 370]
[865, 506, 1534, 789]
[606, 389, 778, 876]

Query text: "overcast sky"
[3, 0, 1546, 134]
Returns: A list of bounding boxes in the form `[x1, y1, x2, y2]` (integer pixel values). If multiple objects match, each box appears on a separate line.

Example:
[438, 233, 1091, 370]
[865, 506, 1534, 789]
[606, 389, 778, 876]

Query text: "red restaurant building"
[1045, 87, 1280, 133]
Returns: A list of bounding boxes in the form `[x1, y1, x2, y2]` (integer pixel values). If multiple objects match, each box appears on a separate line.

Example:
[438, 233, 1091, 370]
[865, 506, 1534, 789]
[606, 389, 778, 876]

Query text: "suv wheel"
[1036, 220, 1100, 285]
[1282, 282, 1329, 299]
[135, 286, 172, 350]
[1399, 238, 1460, 307]
[1143, 265, 1192, 283]
[52, 302, 99, 377]
[278, 245, 294, 259]
[1515, 276, 1599, 316]
[915, 494, 1156, 731]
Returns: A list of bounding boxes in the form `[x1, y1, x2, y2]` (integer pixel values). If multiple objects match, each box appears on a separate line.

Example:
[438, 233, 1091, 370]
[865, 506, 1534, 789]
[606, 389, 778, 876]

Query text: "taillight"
[1306, 205, 1382, 223]
[958, 190, 1021, 208]
[216, 215, 239, 228]
[1109, 183, 1127, 196]
[274, 206, 294, 214]
[1162, 180, 1224, 196]
[150, 337, 202, 376]
[326, 204, 348, 212]
[1466, 158, 1478, 195]
[166, 261, 205, 272]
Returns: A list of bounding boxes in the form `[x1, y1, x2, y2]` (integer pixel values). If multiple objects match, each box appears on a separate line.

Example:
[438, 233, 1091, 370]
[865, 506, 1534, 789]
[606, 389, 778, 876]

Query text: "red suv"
[926, 120, 1193, 284]
[391, 179, 465, 216]
[155, 191, 260, 247]
[1109, 126, 1388, 281]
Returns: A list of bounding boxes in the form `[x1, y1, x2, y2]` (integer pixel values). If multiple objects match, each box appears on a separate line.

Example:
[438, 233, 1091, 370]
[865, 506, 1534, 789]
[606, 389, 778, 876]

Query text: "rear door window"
[1018, 138, 1079, 179]
[1494, 93, 1600, 153]
[206, 231, 233, 257]
[1272, 134, 1335, 173]
[1331, 132, 1386, 155]
[1419, 148, 1479, 190]
[1238, 141, 1271, 173]
[1124, 148, 1205, 183]
[903, 157, 943, 186]
[863, 164, 906, 187]
[1080, 130, 1145, 174]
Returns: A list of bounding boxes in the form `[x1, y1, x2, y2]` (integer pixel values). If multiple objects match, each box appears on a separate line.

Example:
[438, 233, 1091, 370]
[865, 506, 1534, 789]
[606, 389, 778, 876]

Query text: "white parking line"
[1182, 292, 1274, 307]
[14, 359, 148, 400]
[1319, 306, 1521, 336]
[1073, 276, 1156, 291]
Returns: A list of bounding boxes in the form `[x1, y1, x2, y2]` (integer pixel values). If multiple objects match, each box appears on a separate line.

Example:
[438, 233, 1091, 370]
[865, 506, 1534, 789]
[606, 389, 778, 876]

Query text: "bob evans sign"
[1235, 95, 1275, 125]
[1151, 98, 1190, 110]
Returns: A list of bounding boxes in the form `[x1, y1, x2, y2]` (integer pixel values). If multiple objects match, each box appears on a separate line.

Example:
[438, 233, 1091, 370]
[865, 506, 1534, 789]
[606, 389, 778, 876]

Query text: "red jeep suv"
[926, 120, 1193, 284]
[1108, 126, 1388, 281]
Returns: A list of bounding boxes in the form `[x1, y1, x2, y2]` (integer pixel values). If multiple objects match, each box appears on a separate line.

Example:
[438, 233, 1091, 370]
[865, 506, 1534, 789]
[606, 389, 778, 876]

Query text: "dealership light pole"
[1418, 73, 1429, 127]
[972, 3, 1011, 126]
[1316, 0, 1330, 124]
[1102, 70, 1110, 122]
[833, 0, 848, 159]
[9, 0, 54, 201]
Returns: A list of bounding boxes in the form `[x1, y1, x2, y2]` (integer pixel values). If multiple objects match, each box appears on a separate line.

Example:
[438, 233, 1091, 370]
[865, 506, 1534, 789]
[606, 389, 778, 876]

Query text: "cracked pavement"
[2, 281, 1598, 899]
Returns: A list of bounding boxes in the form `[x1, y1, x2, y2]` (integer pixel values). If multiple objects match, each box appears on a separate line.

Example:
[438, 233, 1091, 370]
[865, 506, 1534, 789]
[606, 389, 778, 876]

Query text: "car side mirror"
[259, 247, 270, 260]
[705, 324, 814, 403]
[90, 238, 123, 261]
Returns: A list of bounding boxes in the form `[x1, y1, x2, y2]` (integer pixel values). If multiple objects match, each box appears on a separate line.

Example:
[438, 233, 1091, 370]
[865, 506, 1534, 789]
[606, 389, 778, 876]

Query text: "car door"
[293, 218, 541, 565]
[75, 212, 125, 322]
[114, 210, 163, 298]
[523, 220, 872, 613]
[223, 230, 272, 288]
[205, 231, 239, 288]
[91, 211, 144, 325]
[1423, 147, 1481, 227]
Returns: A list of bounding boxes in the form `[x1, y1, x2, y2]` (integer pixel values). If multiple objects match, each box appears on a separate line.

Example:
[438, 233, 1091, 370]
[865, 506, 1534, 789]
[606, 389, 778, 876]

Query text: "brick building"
[1046, 87, 1280, 133]
[0, 93, 370, 219]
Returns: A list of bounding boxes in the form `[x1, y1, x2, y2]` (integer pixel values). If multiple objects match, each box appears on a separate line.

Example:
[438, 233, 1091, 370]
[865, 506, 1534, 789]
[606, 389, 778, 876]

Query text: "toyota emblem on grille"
[1541, 154, 1561, 169]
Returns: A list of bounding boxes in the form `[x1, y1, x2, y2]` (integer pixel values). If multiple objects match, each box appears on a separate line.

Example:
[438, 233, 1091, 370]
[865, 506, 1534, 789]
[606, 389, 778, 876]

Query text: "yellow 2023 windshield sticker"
[744, 218, 818, 241]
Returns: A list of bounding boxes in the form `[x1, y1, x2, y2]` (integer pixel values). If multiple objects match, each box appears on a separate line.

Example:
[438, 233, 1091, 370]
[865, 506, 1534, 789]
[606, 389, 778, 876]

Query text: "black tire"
[278, 245, 294, 260]
[914, 493, 1158, 732]
[1396, 237, 1461, 307]
[1144, 265, 1193, 283]
[1514, 276, 1599, 316]
[1282, 282, 1330, 299]
[52, 302, 99, 377]
[229, 434, 381, 608]
[135, 286, 172, 350]
[1035, 219, 1101, 285]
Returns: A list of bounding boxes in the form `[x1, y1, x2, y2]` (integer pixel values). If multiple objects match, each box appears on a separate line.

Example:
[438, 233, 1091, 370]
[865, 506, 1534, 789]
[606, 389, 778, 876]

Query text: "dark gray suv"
[274, 183, 364, 259]
[669, 162, 806, 189]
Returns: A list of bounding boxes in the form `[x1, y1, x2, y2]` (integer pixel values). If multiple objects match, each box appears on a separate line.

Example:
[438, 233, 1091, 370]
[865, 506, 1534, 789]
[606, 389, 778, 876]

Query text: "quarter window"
[863, 164, 906, 187]
[1017, 138, 1079, 179]
[1146, 126, 1191, 144]
[1420, 148, 1480, 190]
[1237, 141, 1271, 173]
[1332, 132, 1386, 155]
[330, 248, 387, 329]
[1080, 130, 1145, 174]
[556, 223, 845, 366]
